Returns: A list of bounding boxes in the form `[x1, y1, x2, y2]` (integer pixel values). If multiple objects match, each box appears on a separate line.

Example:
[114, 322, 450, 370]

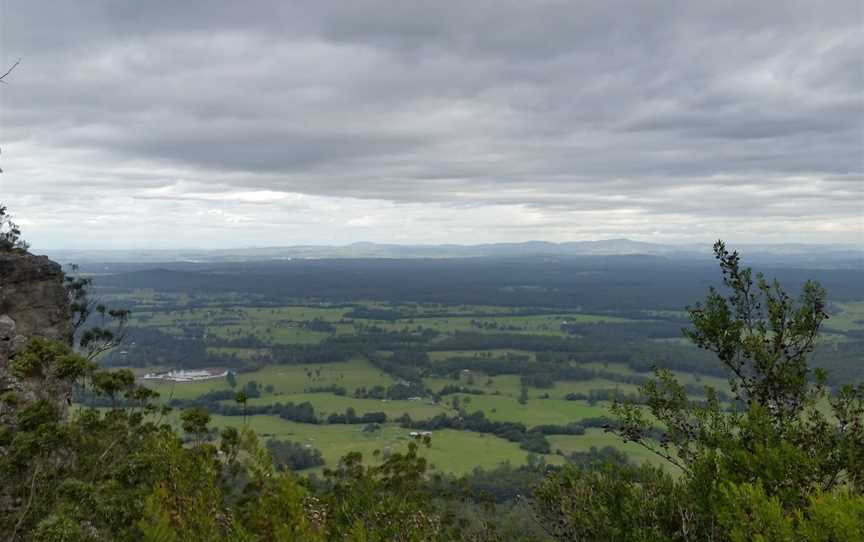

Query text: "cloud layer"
[1, 0, 862, 249]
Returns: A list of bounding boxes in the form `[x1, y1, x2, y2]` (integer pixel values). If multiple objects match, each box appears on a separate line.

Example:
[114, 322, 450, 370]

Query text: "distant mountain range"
[44, 239, 864, 268]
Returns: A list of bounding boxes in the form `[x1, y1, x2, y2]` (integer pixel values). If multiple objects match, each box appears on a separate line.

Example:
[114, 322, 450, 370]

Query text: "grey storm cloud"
[0, 0, 862, 248]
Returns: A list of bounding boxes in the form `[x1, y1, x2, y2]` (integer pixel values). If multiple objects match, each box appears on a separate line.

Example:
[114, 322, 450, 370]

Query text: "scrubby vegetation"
[0, 204, 29, 252]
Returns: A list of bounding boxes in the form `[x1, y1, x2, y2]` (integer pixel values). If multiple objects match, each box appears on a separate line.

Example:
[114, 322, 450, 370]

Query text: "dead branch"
[0, 59, 21, 84]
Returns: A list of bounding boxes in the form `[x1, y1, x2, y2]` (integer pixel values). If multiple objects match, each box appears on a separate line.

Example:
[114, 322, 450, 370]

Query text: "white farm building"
[142, 368, 229, 383]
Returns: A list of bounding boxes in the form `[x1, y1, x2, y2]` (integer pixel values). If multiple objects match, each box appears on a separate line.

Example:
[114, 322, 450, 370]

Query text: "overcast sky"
[1, 1, 862, 249]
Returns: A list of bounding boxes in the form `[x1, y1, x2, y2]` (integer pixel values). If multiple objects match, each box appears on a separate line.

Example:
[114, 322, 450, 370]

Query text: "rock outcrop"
[1, 251, 73, 415]
[0, 252, 73, 516]
[0, 252, 72, 360]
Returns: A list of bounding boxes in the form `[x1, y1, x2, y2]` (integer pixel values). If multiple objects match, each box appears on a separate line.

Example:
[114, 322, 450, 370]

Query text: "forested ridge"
[93, 256, 864, 311]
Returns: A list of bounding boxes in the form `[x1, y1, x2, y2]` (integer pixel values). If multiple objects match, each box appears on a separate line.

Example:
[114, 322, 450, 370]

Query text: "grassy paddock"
[825, 301, 864, 332]
[426, 374, 641, 400]
[201, 415, 560, 474]
[110, 296, 758, 475]
[548, 428, 672, 469]
[142, 359, 395, 401]
[373, 313, 636, 337]
[453, 394, 609, 427]
[426, 349, 536, 362]
[240, 393, 446, 421]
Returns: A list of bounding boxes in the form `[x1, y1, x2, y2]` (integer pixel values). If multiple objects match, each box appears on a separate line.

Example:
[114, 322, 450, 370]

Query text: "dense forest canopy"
[89, 256, 864, 311]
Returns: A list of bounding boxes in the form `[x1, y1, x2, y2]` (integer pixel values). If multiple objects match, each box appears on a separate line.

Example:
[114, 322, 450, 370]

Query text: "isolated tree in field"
[235, 389, 248, 424]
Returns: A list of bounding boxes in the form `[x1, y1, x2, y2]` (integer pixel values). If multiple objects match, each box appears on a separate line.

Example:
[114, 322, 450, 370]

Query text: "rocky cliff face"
[0, 252, 72, 359]
[0, 252, 73, 414]
[0, 252, 73, 518]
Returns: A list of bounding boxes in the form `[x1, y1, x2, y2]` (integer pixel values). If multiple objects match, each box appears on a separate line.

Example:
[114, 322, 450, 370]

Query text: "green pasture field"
[142, 359, 395, 401]
[547, 429, 670, 469]
[673, 371, 730, 391]
[372, 313, 636, 337]
[423, 375, 514, 395]
[207, 325, 329, 344]
[114, 296, 755, 475]
[76, 406, 567, 474]
[132, 305, 350, 344]
[639, 310, 688, 319]
[129, 301, 658, 351]
[207, 346, 270, 359]
[426, 374, 641, 400]
[146, 364, 621, 426]
[138, 305, 347, 326]
[426, 349, 537, 362]
[356, 301, 529, 316]
[581, 362, 730, 392]
[650, 337, 692, 346]
[452, 394, 609, 427]
[239, 393, 447, 421]
[105, 290, 258, 310]
[825, 301, 864, 332]
[197, 415, 562, 474]
[580, 361, 634, 374]
[545, 379, 641, 399]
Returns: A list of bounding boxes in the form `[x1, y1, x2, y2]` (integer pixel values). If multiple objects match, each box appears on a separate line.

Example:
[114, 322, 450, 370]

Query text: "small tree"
[180, 407, 211, 447]
[610, 242, 863, 528]
[0, 203, 29, 252]
[64, 264, 130, 360]
[235, 389, 248, 425]
[685, 241, 828, 420]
